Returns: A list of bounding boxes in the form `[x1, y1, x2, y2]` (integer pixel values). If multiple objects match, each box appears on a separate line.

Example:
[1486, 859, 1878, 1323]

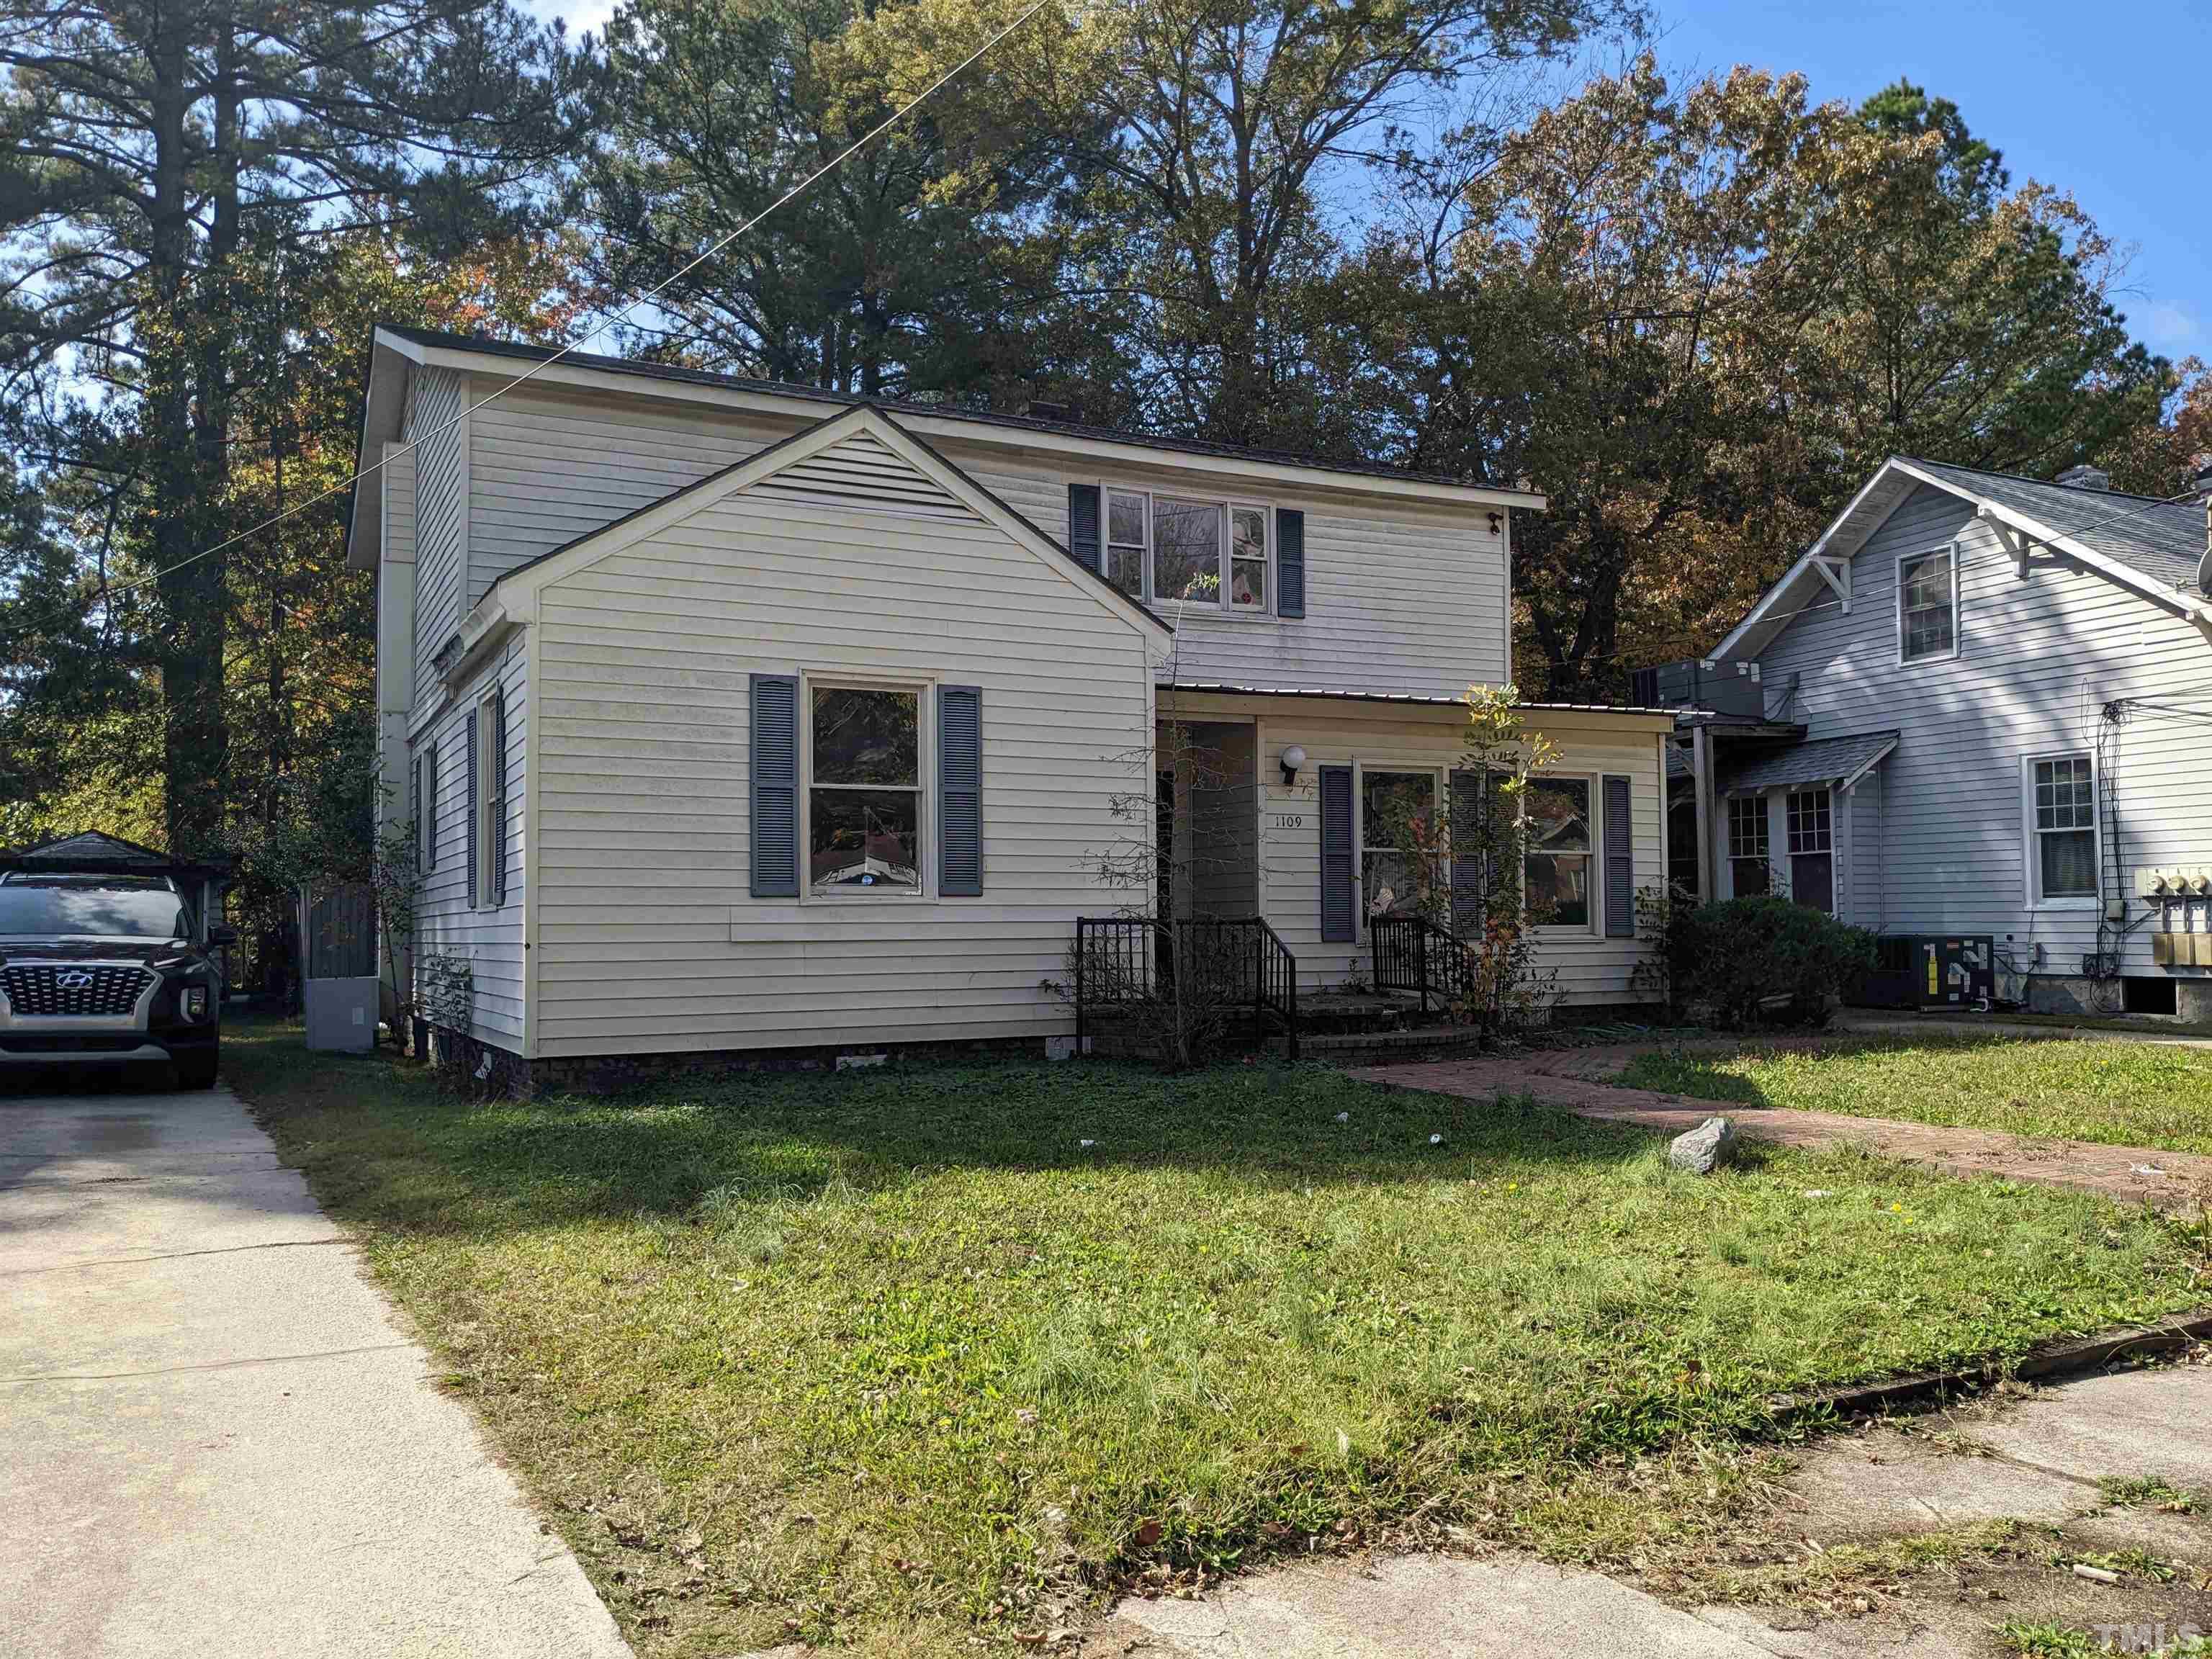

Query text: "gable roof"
[1901, 459, 2206, 592]
[1, 830, 230, 878]
[1711, 457, 2212, 662]
[461, 402, 1170, 662]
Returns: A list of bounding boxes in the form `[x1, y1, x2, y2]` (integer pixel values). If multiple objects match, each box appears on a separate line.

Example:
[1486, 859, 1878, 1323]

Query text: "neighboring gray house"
[1650, 456, 2212, 1020]
[344, 326, 1675, 1083]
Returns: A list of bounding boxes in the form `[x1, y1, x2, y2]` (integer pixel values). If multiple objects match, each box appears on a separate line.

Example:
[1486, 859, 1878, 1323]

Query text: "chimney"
[2056, 463, 2110, 491]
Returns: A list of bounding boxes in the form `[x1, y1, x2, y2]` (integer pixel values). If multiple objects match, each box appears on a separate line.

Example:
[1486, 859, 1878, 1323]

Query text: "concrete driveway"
[0, 1075, 630, 1658]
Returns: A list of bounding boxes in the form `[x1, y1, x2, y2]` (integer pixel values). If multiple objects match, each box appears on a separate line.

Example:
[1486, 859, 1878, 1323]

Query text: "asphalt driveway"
[0, 1074, 630, 1658]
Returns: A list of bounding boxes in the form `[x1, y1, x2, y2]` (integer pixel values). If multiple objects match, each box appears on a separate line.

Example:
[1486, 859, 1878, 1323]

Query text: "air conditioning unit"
[1853, 935, 1995, 1010]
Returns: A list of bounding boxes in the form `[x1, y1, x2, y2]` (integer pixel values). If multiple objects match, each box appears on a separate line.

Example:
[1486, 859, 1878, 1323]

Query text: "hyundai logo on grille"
[1, 963, 155, 1018]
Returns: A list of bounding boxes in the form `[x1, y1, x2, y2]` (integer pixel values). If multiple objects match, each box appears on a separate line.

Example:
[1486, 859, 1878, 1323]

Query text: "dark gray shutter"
[1277, 508, 1305, 618]
[421, 750, 436, 873]
[490, 691, 509, 907]
[1319, 765, 1354, 942]
[463, 708, 479, 909]
[409, 751, 423, 870]
[750, 674, 800, 897]
[938, 685, 983, 896]
[1450, 767, 1488, 935]
[1603, 773, 1634, 938]
[1067, 482, 1102, 574]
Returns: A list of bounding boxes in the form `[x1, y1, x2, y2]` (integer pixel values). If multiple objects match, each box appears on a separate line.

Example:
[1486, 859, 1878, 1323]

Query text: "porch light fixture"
[1280, 744, 1307, 786]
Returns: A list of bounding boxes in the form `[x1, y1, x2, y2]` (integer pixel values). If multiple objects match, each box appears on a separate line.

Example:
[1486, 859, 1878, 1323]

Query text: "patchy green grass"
[225, 1022, 2208, 1658]
[1619, 1036, 2212, 1157]
[2098, 1474, 2198, 1513]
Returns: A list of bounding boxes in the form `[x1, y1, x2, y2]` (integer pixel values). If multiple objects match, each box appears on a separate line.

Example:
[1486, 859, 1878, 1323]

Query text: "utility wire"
[15, 0, 1056, 624]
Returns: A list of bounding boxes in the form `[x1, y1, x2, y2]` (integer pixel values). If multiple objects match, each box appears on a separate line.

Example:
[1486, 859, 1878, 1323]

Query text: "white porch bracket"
[1809, 555, 1851, 611]
[1978, 506, 2038, 578]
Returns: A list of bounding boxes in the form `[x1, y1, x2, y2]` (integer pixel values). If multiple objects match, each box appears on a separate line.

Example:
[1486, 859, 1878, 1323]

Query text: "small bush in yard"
[1666, 896, 1876, 1028]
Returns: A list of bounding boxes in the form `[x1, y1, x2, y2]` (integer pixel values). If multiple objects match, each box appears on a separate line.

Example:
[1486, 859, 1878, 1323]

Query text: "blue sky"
[1652, 0, 2209, 361]
[522, 0, 2208, 363]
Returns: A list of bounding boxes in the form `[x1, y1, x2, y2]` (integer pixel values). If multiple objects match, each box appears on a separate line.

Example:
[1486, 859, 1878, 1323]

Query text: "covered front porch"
[1145, 685, 1676, 1010]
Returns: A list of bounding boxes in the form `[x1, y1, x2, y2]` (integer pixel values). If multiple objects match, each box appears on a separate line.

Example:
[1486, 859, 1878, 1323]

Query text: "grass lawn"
[225, 1023, 2208, 1658]
[1619, 1035, 2212, 1158]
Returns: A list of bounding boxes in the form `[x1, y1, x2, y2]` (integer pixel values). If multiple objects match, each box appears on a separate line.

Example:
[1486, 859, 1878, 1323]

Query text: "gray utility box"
[300, 881, 380, 1051]
[305, 976, 379, 1052]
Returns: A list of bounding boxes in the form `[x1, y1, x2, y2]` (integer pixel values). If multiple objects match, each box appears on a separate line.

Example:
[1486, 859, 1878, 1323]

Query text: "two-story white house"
[1658, 456, 2212, 1022]
[345, 327, 1673, 1084]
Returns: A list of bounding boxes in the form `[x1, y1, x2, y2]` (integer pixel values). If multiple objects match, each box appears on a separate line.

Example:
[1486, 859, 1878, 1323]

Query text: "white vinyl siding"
[408, 368, 468, 714]
[968, 447, 1509, 696]
[414, 642, 528, 1048]
[467, 379, 788, 601]
[530, 442, 1154, 1058]
[1166, 695, 1666, 1005]
[1753, 480, 2212, 976]
[444, 375, 1509, 704]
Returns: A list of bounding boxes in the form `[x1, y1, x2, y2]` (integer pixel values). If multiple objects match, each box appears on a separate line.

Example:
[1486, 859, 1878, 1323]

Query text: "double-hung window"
[809, 685, 922, 894]
[1727, 796, 1769, 896]
[1898, 547, 1957, 662]
[2027, 753, 2096, 904]
[1360, 770, 1436, 925]
[1786, 788, 1833, 914]
[1101, 489, 1274, 613]
[1524, 778, 1592, 929]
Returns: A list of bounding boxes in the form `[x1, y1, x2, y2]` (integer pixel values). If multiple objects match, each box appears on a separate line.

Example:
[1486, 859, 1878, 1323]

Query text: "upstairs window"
[2028, 753, 2096, 903]
[1727, 795, 1769, 896]
[809, 685, 922, 894]
[1101, 489, 1274, 613]
[1898, 547, 1957, 662]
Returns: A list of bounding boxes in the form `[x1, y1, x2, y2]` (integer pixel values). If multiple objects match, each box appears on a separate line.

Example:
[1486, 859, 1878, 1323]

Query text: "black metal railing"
[1370, 914, 1483, 1016]
[1074, 915, 1298, 1060]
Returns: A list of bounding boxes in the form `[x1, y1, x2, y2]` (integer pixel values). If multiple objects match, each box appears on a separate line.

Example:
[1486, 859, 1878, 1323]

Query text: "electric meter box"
[1853, 935, 1996, 1010]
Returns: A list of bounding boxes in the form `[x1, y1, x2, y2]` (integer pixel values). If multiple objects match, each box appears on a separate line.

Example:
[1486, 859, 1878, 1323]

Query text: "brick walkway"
[1344, 1044, 2212, 1212]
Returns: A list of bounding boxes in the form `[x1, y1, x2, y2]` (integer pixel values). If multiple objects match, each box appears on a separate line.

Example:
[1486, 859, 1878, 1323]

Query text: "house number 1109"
[1271, 814, 1304, 830]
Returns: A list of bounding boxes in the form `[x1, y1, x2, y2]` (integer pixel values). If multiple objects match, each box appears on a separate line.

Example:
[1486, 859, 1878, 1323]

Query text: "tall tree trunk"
[156, 17, 239, 857]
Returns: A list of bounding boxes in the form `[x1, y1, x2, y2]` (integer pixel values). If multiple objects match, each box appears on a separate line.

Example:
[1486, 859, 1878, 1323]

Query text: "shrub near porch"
[228, 1028, 2206, 1658]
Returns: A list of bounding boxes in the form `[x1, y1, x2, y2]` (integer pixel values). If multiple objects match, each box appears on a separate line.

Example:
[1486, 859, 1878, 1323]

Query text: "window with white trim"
[1100, 488, 1274, 613]
[807, 685, 922, 894]
[1524, 777, 1592, 928]
[1727, 795, 1769, 896]
[1360, 770, 1436, 925]
[475, 693, 506, 909]
[1898, 547, 1957, 661]
[1786, 788, 1833, 914]
[2029, 754, 2096, 902]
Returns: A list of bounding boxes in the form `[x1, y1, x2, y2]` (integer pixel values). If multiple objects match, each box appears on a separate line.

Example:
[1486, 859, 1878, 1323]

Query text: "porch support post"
[1691, 723, 1714, 902]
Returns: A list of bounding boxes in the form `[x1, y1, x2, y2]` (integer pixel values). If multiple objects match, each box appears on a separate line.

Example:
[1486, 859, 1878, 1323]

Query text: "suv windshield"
[0, 879, 189, 940]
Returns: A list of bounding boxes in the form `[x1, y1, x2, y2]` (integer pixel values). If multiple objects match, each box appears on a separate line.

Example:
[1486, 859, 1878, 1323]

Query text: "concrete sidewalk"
[1088, 1364, 2212, 1658]
[0, 1078, 630, 1658]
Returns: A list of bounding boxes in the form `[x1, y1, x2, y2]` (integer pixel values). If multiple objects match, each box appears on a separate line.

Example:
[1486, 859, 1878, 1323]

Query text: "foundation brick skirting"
[418, 1027, 1070, 1097]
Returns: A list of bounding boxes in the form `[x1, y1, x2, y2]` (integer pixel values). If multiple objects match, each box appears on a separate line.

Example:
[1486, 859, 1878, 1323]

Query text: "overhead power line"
[23, 0, 1056, 621]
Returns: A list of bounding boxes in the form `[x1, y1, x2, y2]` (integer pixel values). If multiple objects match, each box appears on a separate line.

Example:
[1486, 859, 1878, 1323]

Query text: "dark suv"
[0, 871, 233, 1088]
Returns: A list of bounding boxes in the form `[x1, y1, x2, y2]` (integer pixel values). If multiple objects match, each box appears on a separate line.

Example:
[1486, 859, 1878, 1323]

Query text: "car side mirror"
[206, 924, 239, 948]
